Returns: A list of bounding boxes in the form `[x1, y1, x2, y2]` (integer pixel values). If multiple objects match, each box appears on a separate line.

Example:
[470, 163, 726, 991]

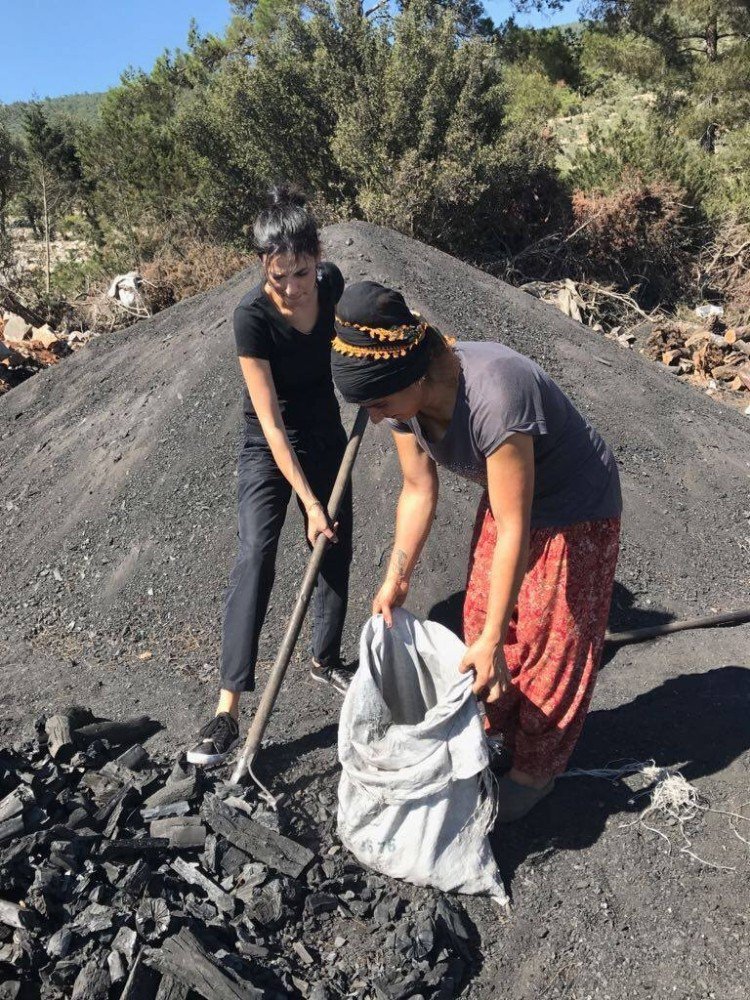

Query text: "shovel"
[231, 407, 369, 795]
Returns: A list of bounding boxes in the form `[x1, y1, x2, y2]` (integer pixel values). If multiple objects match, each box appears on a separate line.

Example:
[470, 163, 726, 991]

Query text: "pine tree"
[587, 1, 750, 151]
[22, 104, 82, 293]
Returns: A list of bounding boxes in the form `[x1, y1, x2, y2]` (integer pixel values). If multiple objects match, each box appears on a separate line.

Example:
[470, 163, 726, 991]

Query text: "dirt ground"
[1, 221, 749, 998]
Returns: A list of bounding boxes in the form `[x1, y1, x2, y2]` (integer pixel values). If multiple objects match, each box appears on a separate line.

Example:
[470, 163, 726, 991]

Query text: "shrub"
[140, 238, 253, 312]
[570, 173, 694, 306]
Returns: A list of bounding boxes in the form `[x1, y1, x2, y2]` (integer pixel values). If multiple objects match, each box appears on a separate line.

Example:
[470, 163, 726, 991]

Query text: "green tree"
[333, 0, 564, 250]
[586, 1, 750, 151]
[0, 121, 25, 236]
[22, 104, 83, 292]
[497, 20, 584, 87]
[79, 26, 227, 262]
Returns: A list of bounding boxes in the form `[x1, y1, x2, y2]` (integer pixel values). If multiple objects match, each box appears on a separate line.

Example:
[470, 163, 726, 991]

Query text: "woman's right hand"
[306, 501, 338, 547]
[372, 574, 409, 627]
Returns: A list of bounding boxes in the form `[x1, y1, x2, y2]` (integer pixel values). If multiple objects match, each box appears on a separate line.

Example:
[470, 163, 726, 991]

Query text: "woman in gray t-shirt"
[331, 281, 622, 823]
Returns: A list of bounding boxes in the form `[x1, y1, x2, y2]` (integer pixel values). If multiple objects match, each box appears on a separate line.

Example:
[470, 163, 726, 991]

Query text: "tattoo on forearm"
[391, 548, 408, 578]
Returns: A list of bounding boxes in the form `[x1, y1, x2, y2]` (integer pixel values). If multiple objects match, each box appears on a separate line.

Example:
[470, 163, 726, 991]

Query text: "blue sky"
[0, 0, 580, 105]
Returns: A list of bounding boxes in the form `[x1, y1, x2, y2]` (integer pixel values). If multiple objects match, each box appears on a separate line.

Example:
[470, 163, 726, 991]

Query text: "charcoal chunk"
[155, 974, 190, 999]
[243, 879, 285, 927]
[171, 857, 235, 915]
[74, 716, 160, 748]
[144, 926, 265, 999]
[120, 858, 152, 899]
[142, 799, 191, 822]
[304, 892, 338, 917]
[116, 745, 150, 770]
[108, 948, 127, 984]
[202, 794, 313, 878]
[99, 836, 170, 862]
[71, 959, 111, 1000]
[112, 925, 138, 963]
[0, 900, 33, 929]
[120, 950, 161, 999]
[144, 776, 199, 810]
[46, 926, 73, 958]
[136, 897, 172, 942]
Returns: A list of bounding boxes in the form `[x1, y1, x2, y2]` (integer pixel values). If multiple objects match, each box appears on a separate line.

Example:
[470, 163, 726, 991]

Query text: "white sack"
[337, 609, 507, 902]
[107, 271, 144, 309]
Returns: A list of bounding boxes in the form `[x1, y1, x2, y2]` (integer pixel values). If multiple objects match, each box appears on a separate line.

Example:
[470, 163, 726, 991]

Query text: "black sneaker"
[310, 658, 352, 695]
[186, 712, 240, 766]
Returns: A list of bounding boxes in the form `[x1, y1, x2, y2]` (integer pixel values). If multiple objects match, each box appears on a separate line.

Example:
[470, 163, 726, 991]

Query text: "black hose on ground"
[605, 608, 750, 647]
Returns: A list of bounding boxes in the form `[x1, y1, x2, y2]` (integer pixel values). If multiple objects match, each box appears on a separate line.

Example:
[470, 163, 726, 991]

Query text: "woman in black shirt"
[187, 186, 353, 766]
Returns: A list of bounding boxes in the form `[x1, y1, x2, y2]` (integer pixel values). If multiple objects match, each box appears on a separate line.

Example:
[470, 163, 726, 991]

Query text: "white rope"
[562, 759, 750, 872]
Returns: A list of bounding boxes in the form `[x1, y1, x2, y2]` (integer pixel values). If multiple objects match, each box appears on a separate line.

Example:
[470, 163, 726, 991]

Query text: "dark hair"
[253, 184, 320, 260]
[424, 324, 450, 361]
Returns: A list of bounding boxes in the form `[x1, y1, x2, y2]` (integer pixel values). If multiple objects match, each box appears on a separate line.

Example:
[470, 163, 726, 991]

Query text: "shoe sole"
[309, 669, 349, 695]
[186, 737, 240, 767]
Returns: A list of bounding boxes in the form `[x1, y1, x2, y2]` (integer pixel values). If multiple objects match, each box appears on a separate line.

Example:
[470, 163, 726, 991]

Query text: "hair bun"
[268, 183, 308, 210]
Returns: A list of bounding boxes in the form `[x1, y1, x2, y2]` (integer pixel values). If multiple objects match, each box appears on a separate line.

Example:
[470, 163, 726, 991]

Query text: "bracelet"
[306, 500, 324, 514]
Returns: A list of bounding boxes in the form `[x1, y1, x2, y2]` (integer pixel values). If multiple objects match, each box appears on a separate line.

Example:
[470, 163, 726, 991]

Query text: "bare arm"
[240, 356, 335, 542]
[459, 432, 534, 700]
[373, 430, 439, 625]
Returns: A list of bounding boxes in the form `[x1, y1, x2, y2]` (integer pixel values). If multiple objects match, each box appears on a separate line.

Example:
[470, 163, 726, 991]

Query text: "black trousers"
[220, 424, 353, 693]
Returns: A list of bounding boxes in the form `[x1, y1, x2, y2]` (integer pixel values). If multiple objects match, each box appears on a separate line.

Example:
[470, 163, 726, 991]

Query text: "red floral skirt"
[463, 495, 621, 778]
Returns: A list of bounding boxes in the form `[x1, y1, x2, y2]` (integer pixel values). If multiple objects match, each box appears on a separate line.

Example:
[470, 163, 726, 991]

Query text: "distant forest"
[0, 93, 105, 136]
[1, 0, 749, 331]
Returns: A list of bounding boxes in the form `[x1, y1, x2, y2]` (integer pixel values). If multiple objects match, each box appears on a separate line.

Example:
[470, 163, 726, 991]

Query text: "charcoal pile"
[0, 709, 478, 1000]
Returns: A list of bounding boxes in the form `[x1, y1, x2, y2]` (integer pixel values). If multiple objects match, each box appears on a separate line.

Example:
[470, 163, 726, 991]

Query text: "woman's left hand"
[459, 637, 511, 703]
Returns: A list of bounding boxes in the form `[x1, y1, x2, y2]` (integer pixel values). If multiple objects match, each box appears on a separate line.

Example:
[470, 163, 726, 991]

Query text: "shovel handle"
[231, 407, 369, 785]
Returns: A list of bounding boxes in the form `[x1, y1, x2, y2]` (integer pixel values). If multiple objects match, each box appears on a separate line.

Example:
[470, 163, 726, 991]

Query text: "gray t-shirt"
[388, 341, 622, 529]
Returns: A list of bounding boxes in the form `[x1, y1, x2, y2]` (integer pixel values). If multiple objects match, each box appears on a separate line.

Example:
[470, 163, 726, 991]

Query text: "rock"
[2, 314, 31, 343]
[31, 324, 59, 349]
[661, 348, 684, 366]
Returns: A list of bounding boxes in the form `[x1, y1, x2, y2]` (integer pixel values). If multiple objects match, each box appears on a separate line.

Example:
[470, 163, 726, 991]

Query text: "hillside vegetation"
[1, 1, 749, 338]
[0, 92, 105, 136]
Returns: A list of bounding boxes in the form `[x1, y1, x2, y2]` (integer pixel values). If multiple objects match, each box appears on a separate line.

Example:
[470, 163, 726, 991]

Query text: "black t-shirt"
[233, 262, 345, 434]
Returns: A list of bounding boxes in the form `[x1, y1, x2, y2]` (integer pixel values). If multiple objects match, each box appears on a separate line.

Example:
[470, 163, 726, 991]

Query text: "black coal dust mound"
[0, 710, 477, 999]
[0, 223, 748, 692]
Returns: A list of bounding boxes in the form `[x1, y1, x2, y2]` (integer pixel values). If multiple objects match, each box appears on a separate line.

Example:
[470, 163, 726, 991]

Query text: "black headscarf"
[331, 282, 433, 404]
